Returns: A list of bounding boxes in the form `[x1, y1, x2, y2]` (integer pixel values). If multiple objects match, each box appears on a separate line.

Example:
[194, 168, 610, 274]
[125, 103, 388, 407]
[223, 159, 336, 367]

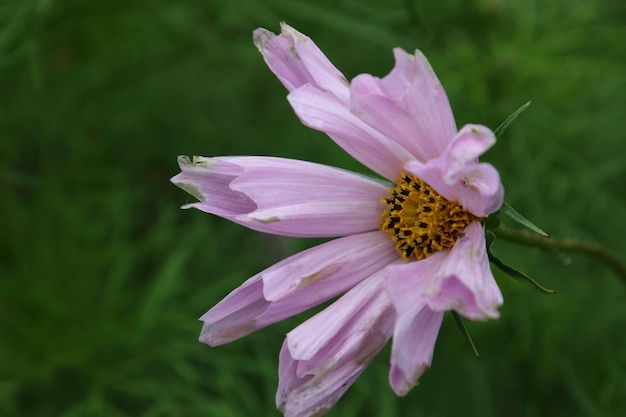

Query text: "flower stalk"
[492, 224, 626, 281]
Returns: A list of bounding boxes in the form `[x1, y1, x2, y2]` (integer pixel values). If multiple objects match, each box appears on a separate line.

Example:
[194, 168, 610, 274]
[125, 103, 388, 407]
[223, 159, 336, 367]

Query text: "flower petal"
[424, 221, 503, 320]
[288, 84, 416, 180]
[262, 232, 397, 301]
[170, 156, 256, 218]
[198, 232, 397, 346]
[351, 48, 457, 162]
[385, 221, 501, 321]
[382, 221, 502, 394]
[277, 272, 394, 417]
[254, 23, 350, 103]
[384, 258, 444, 396]
[389, 307, 443, 396]
[171, 155, 387, 237]
[405, 124, 504, 216]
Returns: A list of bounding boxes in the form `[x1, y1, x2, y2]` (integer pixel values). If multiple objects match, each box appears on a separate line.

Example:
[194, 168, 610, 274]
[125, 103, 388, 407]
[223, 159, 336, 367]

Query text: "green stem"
[493, 225, 626, 281]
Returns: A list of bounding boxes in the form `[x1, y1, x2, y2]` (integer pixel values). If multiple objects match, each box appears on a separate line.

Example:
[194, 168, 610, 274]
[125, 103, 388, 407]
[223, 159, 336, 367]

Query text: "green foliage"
[2, 0, 626, 416]
[499, 202, 549, 237]
[486, 231, 555, 294]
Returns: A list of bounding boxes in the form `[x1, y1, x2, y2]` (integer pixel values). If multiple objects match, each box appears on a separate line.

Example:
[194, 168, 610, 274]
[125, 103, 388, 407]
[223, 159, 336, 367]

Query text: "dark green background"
[2, 0, 625, 416]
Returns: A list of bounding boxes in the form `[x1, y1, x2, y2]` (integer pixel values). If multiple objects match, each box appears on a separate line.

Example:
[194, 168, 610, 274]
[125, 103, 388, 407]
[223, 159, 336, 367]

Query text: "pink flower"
[172, 23, 504, 417]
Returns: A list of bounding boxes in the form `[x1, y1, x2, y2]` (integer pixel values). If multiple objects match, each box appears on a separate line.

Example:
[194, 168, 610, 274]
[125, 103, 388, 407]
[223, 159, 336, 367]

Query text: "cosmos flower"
[171, 23, 504, 417]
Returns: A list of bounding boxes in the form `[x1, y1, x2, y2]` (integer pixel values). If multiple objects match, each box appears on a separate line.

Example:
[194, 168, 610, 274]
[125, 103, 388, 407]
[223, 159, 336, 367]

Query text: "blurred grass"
[1, 0, 626, 416]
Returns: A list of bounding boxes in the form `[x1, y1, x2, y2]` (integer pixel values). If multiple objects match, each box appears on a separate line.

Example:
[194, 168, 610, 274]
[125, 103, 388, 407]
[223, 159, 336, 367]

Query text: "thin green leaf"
[501, 203, 549, 237]
[451, 311, 480, 359]
[494, 100, 532, 138]
[486, 232, 556, 294]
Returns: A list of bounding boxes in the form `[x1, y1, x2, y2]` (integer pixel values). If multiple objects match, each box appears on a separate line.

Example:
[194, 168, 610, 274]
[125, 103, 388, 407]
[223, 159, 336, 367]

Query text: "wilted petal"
[199, 276, 266, 347]
[382, 221, 502, 395]
[171, 155, 387, 237]
[405, 124, 504, 216]
[351, 48, 457, 162]
[424, 221, 503, 320]
[384, 258, 444, 396]
[288, 84, 416, 180]
[385, 221, 501, 321]
[199, 232, 397, 346]
[277, 272, 394, 417]
[389, 307, 443, 396]
[254, 23, 350, 103]
[169, 157, 256, 218]
[262, 232, 397, 301]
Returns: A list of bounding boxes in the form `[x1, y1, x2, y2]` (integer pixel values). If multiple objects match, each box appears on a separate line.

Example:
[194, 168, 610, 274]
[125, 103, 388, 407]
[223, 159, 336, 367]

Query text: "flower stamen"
[380, 173, 475, 261]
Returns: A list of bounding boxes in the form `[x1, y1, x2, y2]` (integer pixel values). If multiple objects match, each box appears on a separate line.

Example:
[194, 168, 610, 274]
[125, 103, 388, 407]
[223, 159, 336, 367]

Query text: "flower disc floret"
[381, 173, 475, 261]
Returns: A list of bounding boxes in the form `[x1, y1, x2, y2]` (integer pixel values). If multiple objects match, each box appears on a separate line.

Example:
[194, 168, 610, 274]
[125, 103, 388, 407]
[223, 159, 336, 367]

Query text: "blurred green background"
[2, 0, 625, 416]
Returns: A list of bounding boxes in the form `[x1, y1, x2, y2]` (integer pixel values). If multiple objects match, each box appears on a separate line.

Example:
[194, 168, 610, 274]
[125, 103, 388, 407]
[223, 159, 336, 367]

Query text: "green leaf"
[494, 100, 532, 138]
[501, 203, 549, 237]
[451, 311, 480, 359]
[486, 232, 556, 294]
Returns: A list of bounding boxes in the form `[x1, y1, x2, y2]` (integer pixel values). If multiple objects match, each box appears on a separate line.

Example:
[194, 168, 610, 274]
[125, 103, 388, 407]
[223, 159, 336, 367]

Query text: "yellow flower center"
[380, 173, 475, 261]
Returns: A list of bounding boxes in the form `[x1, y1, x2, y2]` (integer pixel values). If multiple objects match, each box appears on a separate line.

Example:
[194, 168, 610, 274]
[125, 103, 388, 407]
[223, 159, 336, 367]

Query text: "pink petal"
[199, 232, 397, 346]
[385, 221, 501, 321]
[262, 232, 397, 301]
[351, 48, 457, 162]
[383, 258, 445, 396]
[171, 155, 387, 237]
[277, 272, 394, 417]
[199, 276, 266, 347]
[382, 221, 502, 394]
[170, 157, 256, 218]
[389, 307, 443, 396]
[405, 124, 504, 217]
[424, 221, 503, 320]
[288, 84, 416, 180]
[254, 23, 350, 103]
